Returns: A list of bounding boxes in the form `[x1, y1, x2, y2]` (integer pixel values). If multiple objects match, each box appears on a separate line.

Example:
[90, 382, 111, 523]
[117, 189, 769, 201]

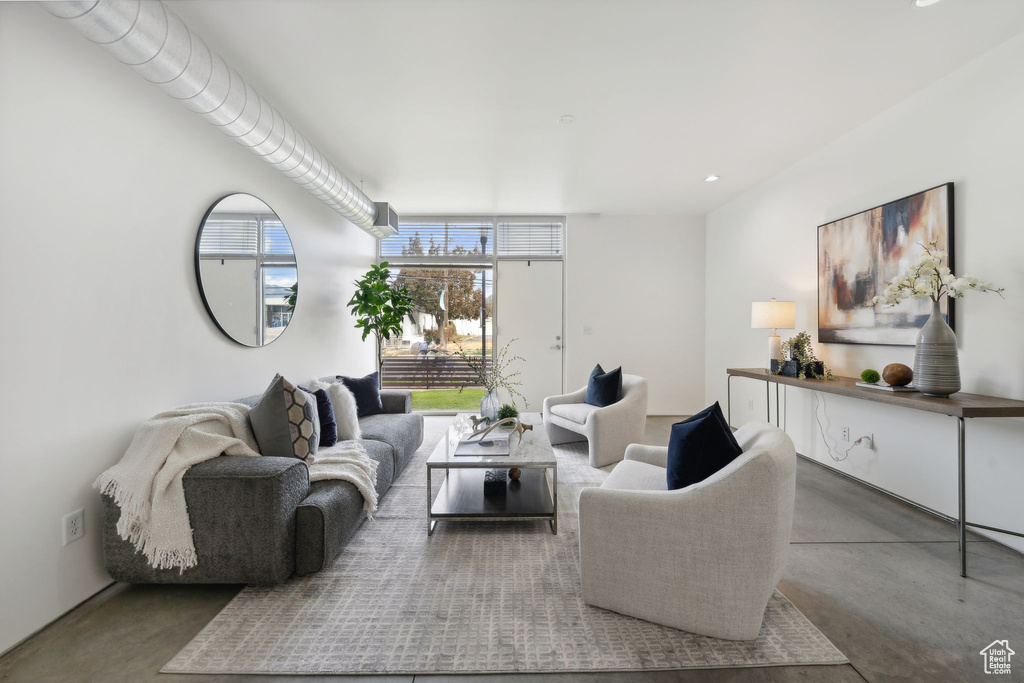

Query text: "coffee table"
[426, 412, 557, 535]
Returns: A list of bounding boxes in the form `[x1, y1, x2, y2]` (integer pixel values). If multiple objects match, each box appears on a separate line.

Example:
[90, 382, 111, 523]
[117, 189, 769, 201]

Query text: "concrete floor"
[2, 416, 1022, 683]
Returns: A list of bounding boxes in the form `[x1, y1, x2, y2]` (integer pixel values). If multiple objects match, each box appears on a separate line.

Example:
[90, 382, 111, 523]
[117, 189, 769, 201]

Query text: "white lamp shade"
[751, 299, 796, 330]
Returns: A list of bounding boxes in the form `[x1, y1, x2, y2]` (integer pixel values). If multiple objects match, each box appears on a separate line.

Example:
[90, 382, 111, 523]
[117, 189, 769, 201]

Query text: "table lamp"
[751, 298, 796, 368]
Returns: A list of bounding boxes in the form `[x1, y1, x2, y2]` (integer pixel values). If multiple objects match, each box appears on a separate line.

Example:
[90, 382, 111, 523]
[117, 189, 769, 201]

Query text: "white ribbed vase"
[913, 300, 960, 397]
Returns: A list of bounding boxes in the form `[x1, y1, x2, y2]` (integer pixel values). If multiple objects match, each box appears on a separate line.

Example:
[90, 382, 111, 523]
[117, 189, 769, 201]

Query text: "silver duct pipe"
[42, 0, 394, 237]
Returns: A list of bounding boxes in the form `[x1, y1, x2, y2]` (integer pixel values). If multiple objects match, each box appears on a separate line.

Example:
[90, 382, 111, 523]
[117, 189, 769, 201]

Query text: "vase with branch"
[872, 241, 1004, 396]
[453, 338, 527, 421]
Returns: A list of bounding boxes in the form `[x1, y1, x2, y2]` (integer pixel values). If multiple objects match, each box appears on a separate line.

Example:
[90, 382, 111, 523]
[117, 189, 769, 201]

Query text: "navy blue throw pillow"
[309, 388, 338, 447]
[585, 364, 622, 407]
[666, 402, 743, 490]
[337, 371, 385, 417]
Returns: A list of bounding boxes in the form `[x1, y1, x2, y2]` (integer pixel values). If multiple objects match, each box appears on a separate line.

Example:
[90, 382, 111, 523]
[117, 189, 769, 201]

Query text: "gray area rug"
[164, 424, 847, 675]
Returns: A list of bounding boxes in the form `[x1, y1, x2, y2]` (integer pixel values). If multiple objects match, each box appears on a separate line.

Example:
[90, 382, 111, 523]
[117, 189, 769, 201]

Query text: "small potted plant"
[497, 403, 519, 426]
[771, 331, 833, 380]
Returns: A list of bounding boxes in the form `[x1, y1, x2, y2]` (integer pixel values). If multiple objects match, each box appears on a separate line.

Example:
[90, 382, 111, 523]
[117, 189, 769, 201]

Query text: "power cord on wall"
[812, 393, 872, 462]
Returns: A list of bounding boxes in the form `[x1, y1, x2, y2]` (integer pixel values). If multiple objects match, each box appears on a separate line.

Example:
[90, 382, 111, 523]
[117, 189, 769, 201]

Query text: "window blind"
[496, 217, 564, 257]
[262, 219, 292, 255]
[380, 218, 494, 261]
[199, 217, 258, 256]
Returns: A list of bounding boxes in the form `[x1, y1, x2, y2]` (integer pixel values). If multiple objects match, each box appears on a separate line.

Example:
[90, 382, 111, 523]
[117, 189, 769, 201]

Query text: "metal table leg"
[426, 466, 434, 535]
[958, 417, 966, 577]
[727, 374, 733, 427]
[766, 381, 770, 422]
[775, 382, 780, 427]
[551, 466, 558, 535]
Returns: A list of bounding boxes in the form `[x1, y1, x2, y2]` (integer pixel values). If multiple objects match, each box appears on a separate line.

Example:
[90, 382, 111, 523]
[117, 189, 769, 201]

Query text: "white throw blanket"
[96, 402, 379, 572]
[305, 441, 379, 517]
[95, 403, 260, 572]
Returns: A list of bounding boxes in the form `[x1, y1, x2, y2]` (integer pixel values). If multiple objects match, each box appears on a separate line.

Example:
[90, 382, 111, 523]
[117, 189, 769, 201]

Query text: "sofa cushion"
[294, 439, 395, 575]
[666, 402, 742, 490]
[315, 438, 395, 498]
[550, 402, 600, 425]
[338, 372, 385, 417]
[249, 374, 320, 458]
[359, 412, 424, 472]
[585, 364, 622, 407]
[602, 459, 668, 492]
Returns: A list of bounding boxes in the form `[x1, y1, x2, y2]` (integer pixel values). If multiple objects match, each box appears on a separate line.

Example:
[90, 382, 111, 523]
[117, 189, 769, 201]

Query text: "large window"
[377, 216, 562, 411]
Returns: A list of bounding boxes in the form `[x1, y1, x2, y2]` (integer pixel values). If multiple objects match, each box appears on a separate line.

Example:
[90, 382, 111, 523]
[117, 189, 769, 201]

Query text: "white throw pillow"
[326, 380, 362, 441]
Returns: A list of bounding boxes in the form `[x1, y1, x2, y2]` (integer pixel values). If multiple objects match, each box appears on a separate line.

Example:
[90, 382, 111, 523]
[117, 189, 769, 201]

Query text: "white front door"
[495, 260, 563, 411]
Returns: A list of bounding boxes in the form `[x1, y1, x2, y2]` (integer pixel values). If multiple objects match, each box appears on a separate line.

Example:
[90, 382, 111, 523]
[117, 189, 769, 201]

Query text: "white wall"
[705, 32, 1024, 552]
[0, 4, 376, 654]
[567, 214, 706, 415]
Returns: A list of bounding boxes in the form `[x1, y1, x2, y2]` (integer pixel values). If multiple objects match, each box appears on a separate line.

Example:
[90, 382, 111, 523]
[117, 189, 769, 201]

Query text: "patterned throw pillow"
[249, 374, 320, 458]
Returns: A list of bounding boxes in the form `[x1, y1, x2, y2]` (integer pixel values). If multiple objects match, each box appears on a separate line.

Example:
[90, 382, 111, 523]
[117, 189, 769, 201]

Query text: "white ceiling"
[175, 0, 1024, 216]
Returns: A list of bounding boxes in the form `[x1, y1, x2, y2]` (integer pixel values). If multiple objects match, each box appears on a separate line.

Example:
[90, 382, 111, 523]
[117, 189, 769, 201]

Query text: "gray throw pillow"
[249, 374, 320, 458]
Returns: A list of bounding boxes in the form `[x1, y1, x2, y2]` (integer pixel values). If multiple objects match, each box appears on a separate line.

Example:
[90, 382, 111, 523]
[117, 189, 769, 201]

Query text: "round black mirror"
[195, 193, 297, 347]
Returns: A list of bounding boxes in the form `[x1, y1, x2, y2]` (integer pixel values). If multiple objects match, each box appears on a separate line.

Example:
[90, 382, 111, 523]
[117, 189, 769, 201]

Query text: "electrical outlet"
[62, 509, 84, 546]
[583, 325, 593, 335]
[747, 399, 754, 410]
[841, 427, 850, 442]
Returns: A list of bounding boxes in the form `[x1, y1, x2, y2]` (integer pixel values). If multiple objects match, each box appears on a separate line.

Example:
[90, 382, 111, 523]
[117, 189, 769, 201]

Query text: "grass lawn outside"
[410, 388, 485, 412]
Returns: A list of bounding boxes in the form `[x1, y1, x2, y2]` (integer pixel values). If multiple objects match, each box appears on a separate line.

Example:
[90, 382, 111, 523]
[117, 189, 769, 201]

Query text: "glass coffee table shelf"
[426, 413, 557, 535]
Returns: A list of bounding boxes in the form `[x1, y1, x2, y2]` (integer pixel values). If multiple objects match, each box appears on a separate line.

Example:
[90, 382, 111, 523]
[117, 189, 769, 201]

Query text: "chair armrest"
[624, 444, 668, 468]
[542, 386, 587, 412]
[379, 390, 411, 414]
[581, 450, 792, 568]
[586, 386, 648, 431]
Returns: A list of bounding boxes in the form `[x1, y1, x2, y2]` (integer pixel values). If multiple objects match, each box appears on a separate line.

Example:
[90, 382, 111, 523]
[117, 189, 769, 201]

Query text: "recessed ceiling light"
[913, 0, 941, 6]
[558, 114, 576, 125]
[704, 175, 720, 183]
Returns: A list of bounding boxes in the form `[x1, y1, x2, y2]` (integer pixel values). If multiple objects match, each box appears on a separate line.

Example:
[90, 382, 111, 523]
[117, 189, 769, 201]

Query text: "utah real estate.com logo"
[980, 640, 1015, 675]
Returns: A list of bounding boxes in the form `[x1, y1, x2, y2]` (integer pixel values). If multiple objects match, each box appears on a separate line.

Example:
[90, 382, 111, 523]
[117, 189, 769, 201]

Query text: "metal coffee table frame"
[426, 413, 557, 535]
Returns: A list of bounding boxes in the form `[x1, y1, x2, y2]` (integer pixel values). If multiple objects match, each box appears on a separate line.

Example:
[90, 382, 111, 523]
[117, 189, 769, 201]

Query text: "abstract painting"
[818, 183, 953, 345]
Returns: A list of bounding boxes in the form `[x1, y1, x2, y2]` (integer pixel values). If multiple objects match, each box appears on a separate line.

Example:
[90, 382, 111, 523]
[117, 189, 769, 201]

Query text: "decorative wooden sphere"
[508, 468, 522, 481]
[883, 363, 913, 387]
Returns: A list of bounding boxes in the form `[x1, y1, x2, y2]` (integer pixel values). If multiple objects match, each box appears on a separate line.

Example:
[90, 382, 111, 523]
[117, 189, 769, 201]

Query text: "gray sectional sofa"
[101, 382, 424, 585]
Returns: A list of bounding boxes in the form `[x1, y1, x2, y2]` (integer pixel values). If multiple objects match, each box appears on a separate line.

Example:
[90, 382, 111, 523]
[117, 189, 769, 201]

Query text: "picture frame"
[817, 182, 954, 346]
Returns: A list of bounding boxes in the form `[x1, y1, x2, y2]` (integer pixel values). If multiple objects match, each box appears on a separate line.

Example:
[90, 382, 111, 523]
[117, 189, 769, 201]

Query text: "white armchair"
[578, 422, 796, 640]
[543, 374, 648, 468]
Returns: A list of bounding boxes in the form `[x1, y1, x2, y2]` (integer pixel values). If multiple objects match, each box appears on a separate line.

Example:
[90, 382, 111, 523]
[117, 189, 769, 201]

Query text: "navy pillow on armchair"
[585, 364, 623, 407]
[666, 402, 743, 490]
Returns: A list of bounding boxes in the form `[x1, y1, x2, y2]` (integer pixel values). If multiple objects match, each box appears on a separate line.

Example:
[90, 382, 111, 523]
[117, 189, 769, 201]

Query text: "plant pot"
[771, 359, 825, 378]
[913, 300, 960, 397]
[480, 389, 499, 421]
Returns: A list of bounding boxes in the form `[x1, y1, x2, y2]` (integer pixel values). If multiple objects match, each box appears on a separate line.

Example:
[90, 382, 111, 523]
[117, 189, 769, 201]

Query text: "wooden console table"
[726, 367, 1024, 578]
